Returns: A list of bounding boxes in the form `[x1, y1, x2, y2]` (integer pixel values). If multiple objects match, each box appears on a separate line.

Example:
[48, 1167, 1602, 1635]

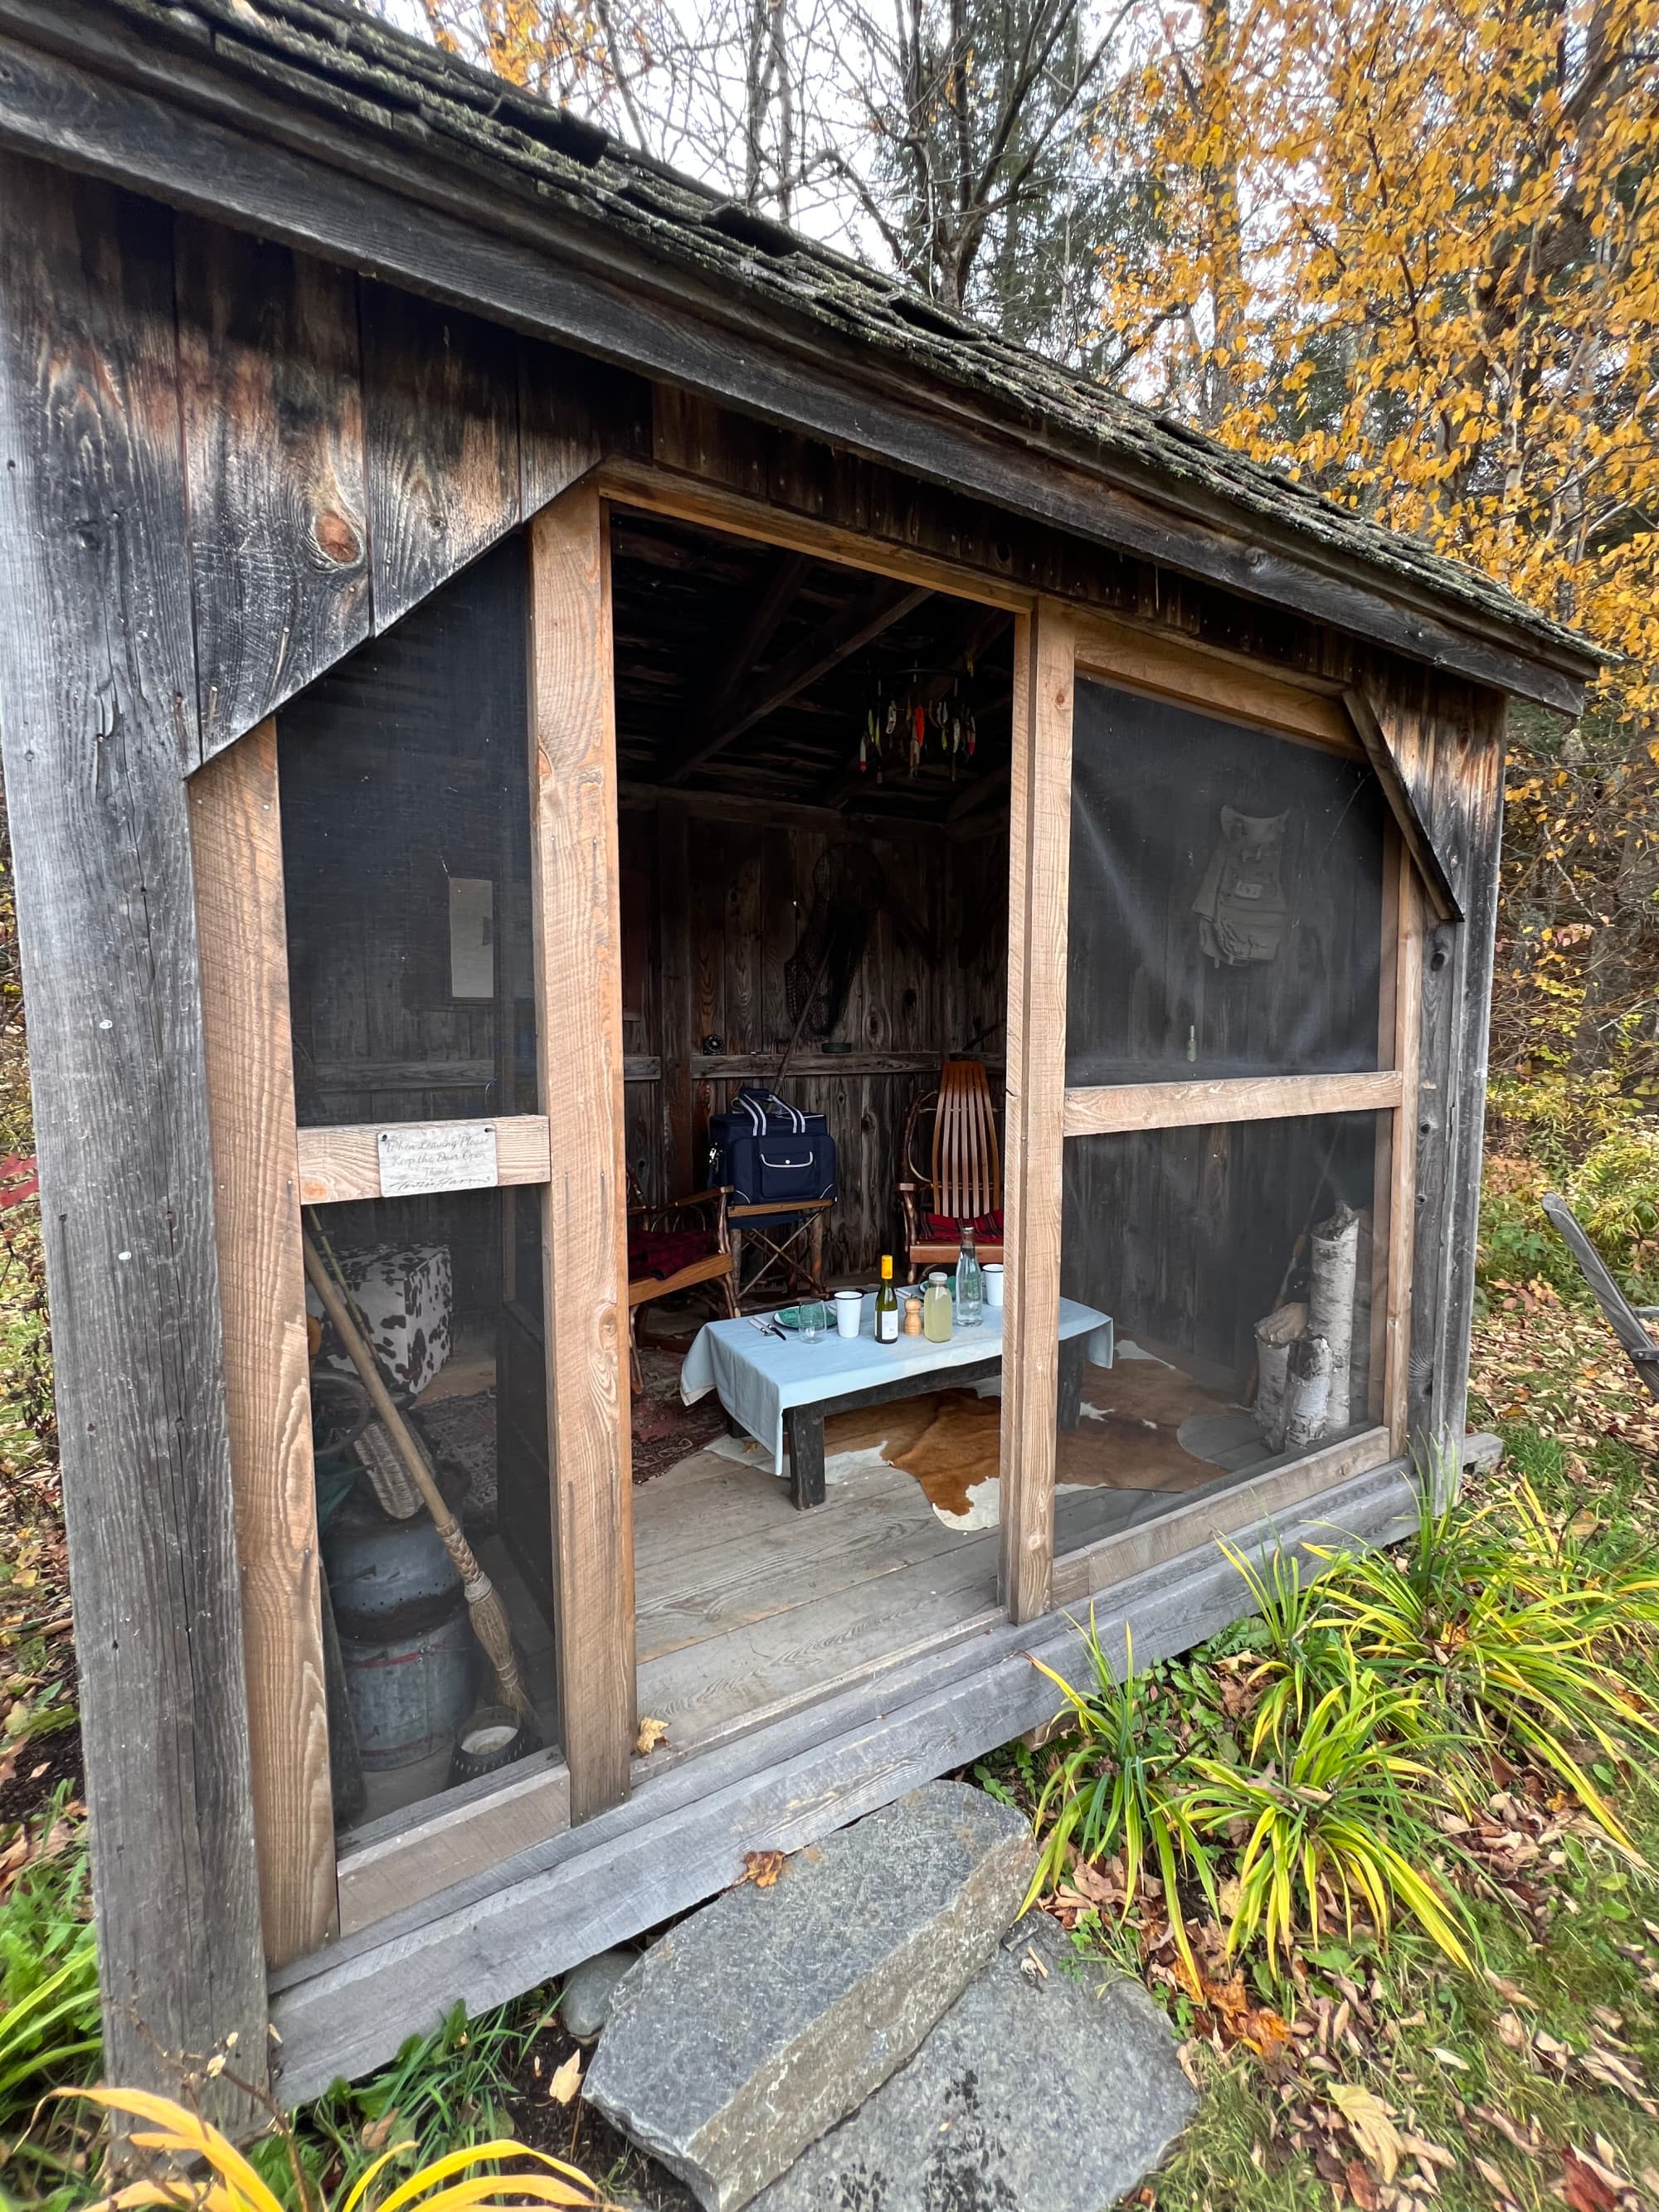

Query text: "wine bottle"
[875, 1253, 899, 1344]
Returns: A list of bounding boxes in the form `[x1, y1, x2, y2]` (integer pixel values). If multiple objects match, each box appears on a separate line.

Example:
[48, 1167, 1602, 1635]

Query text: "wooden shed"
[0, 0, 1601, 2112]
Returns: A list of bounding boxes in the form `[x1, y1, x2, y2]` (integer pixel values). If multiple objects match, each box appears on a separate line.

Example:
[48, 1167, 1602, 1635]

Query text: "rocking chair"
[626, 1170, 740, 1393]
[897, 1058, 1005, 1284]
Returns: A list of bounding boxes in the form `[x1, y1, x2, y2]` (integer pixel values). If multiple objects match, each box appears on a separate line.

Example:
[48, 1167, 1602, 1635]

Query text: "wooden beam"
[1063, 1070, 1405, 1138]
[664, 575, 930, 785]
[1073, 610, 1359, 754]
[296, 1116, 552, 1205]
[696, 549, 809, 732]
[1384, 855, 1424, 1448]
[190, 722, 336, 1969]
[0, 155, 267, 2108]
[999, 603, 1075, 1624]
[1343, 688, 1462, 922]
[528, 484, 635, 1821]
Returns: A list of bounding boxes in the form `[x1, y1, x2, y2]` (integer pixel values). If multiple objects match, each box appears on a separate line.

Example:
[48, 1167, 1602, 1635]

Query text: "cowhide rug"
[776, 1356, 1248, 1529]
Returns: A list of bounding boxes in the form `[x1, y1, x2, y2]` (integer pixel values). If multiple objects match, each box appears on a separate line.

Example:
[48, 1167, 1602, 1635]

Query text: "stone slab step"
[751, 1912, 1199, 2211]
[583, 1781, 1034, 2212]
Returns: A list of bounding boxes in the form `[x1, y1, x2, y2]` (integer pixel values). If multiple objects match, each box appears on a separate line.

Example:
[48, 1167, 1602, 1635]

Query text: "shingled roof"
[56, 0, 1604, 685]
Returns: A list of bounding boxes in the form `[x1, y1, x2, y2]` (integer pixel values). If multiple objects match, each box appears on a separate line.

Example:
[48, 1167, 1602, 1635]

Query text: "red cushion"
[629, 1228, 720, 1282]
[924, 1208, 1004, 1240]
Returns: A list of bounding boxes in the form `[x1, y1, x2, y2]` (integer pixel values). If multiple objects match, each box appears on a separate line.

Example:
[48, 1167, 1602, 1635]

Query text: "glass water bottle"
[956, 1224, 985, 1329]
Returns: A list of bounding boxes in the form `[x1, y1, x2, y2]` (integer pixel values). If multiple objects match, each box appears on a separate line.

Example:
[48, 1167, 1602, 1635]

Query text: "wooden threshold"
[1050, 1426, 1394, 1607]
[268, 1446, 1429, 2102]
[296, 1116, 551, 1204]
[336, 1754, 572, 1937]
[1063, 1069, 1404, 1138]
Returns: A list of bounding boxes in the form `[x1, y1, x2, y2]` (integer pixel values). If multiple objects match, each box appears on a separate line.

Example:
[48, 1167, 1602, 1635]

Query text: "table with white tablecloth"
[679, 1292, 1114, 1506]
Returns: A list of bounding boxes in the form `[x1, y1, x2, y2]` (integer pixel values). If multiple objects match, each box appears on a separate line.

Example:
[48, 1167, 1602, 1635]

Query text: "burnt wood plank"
[0, 27, 1590, 715]
[518, 336, 611, 518]
[175, 218, 368, 760]
[0, 155, 267, 2106]
[361, 281, 521, 630]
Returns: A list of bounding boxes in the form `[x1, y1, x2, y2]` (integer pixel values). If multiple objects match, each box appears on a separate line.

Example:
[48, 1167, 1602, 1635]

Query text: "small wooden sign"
[377, 1121, 499, 1198]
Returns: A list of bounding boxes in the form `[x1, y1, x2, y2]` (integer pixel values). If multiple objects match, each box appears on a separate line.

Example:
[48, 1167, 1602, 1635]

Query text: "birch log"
[1311, 1206, 1360, 1427]
[1253, 1301, 1309, 1449]
[1282, 1334, 1333, 1452]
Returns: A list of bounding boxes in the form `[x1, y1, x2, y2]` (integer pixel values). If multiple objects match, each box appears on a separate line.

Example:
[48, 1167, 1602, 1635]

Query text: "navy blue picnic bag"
[706, 1088, 838, 1225]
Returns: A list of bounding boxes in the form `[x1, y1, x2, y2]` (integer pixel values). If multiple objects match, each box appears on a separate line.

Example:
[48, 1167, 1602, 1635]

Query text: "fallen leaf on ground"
[547, 2051, 582, 2105]
[742, 1850, 786, 1889]
[360, 2109, 400, 2151]
[1345, 2157, 1379, 2209]
[635, 1716, 669, 1755]
[1560, 2149, 1617, 2212]
[1330, 2083, 1403, 2184]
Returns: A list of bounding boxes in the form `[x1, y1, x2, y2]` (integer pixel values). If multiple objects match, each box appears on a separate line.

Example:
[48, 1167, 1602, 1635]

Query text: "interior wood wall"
[621, 800, 1006, 1275]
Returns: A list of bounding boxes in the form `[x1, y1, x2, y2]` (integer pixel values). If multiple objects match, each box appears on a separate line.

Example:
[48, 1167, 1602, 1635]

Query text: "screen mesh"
[1052, 1111, 1387, 1554]
[1067, 679, 1386, 1086]
[279, 537, 537, 1126]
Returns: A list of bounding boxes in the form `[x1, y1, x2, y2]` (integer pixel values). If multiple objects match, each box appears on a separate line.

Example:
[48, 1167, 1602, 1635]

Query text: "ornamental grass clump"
[1184, 1657, 1476, 1970]
[71, 2086, 620, 2212]
[1312, 1471, 1659, 1850]
[1025, 1621, 1219, 1982]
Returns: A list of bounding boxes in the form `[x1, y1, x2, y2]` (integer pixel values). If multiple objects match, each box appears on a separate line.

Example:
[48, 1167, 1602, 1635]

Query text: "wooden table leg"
[1058, 1335, 1086, 1432]
[785, 1405, 827, 1510]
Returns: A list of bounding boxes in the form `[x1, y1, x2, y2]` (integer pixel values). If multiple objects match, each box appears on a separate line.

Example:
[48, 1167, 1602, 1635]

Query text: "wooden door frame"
[1036, 620, 1429, 1603]
[196, 473, 1428, 1955]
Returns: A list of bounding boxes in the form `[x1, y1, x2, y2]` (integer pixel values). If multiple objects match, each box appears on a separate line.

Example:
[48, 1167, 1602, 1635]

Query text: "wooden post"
[528, 484, 635, 1818]
[190, 722, 337, 1967]
[999, 602, 1074, 1624]
[0, 158, 267, 2103]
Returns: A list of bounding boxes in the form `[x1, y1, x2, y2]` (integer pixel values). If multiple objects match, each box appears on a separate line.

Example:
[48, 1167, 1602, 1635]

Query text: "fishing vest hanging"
[1192, 807, 1291, 966]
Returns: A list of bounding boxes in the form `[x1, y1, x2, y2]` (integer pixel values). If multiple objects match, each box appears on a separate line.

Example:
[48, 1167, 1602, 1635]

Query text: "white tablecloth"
[680, 1294, 1114, 1475]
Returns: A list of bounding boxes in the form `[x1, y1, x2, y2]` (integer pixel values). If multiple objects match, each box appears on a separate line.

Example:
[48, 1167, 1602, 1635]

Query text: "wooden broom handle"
[301, 1232, 460, 1544]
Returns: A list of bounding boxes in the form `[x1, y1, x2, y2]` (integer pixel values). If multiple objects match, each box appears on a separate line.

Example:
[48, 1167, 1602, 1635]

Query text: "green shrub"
[1026, 1621, 1219, 1981]
[1314, 1478, 1659, 1849]
[0, 1802, 100, 2132]
[1185, 1657, 1474, 1969]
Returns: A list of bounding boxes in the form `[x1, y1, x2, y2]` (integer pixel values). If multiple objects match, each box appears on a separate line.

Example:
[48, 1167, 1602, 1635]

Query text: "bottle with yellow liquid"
[922, 1269, 954, 1343]
[874, 1253, 900, 1344]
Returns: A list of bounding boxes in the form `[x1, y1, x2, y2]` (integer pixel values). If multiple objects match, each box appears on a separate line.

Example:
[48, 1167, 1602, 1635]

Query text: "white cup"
[833, 1289, 864, 1339]
[983, 1264, 1005, 1310]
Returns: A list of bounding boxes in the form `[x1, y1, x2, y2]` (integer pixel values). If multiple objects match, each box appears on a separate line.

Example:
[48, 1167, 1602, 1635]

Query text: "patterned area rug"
[631, 1339, 728, 1485]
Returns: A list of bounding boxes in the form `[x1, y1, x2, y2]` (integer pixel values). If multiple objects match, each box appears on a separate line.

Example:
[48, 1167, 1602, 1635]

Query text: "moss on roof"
[119, 0, 1599, 673]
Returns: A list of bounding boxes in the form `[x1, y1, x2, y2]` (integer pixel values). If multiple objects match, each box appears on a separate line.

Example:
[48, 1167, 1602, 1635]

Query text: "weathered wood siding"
[0, 162, 268, 2109]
